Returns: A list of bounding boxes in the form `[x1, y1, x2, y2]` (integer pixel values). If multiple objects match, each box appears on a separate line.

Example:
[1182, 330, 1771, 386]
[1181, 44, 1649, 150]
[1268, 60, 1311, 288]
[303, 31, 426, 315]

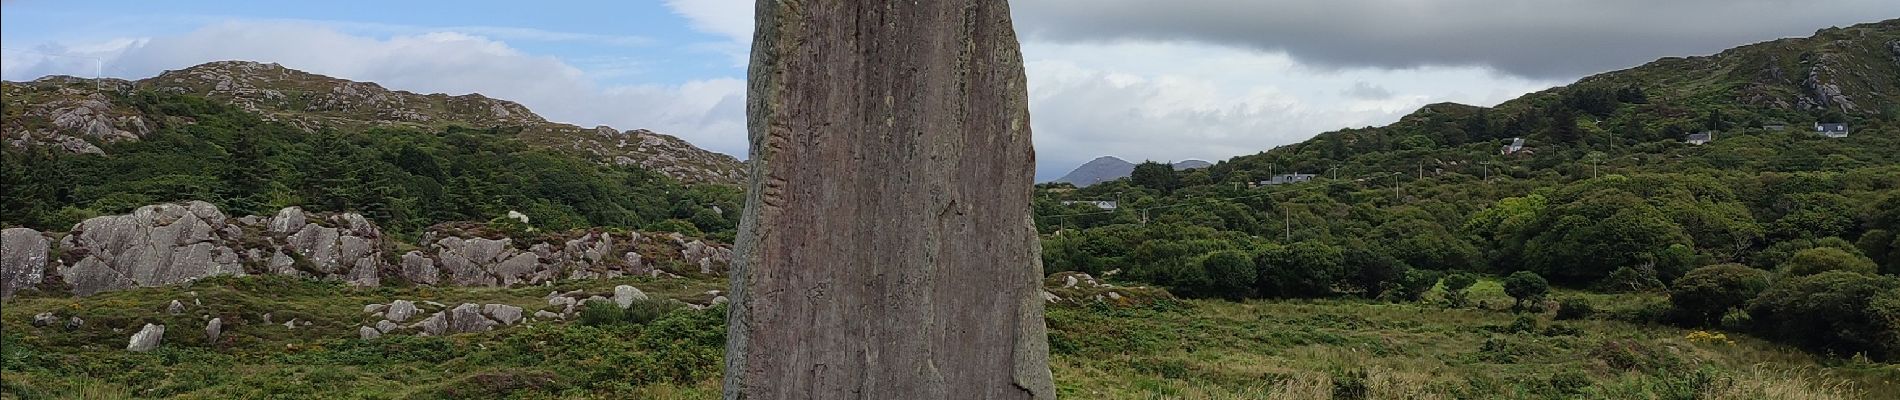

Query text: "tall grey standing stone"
[127, 323, 165, 352]
[723, 1, 1054, 398]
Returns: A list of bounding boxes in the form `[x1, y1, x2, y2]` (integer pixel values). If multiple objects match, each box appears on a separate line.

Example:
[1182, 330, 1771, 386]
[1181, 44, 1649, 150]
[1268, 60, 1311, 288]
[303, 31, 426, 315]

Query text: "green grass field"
[3, 276, 1896, 399]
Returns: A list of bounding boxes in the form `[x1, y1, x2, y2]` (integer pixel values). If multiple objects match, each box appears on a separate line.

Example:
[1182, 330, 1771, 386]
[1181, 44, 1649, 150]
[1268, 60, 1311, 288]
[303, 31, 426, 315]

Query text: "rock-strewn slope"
[0, 201, 732, 299]
[2, 61, 744, 184]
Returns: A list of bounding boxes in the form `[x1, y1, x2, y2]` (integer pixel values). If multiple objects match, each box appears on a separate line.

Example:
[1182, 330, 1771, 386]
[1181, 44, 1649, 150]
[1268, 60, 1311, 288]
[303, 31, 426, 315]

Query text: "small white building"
[1500, 137, 1527, 155]
[1686, 132, 1714, 145]
[1815, 123, 1849, 138]
[1260, 173, 1317, 186]
[1060, 200, 1118, 210]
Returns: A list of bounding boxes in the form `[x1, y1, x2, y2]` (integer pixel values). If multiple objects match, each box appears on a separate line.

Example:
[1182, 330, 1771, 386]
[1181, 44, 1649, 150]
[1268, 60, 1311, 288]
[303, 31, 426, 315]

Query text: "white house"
[1500, 137, 1527, 155]
[1815, 123, 1849, 138]
[1686, 132, 1714, 145]
[1261, 173, 1317, 186]
[1060, 200, 1118, 210]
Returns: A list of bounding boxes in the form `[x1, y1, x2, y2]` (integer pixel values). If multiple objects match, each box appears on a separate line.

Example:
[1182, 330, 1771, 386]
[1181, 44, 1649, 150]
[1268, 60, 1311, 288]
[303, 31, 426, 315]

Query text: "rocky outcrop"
[1042, 272, 1173, 306]
[1798, 55, 1860, 112]
[127, 323, 165, 352]
[0, 79, 149, 155]
[1, 228, 50, 298]
[58, 202, 245, 296]
[407, 302, 524, 336]
[4, 61, 744, 185]
[262, 207, 385, 286]
[0, 201, 732, 298]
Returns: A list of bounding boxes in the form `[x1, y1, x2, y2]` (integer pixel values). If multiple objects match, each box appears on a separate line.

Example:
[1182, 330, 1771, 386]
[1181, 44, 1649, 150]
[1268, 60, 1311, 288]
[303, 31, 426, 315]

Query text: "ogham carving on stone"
[723, 0, 1055, 399]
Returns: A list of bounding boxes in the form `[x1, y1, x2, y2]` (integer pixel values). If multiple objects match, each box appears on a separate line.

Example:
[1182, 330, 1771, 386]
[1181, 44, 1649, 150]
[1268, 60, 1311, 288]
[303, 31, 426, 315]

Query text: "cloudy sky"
[3, 1, 1895, 179]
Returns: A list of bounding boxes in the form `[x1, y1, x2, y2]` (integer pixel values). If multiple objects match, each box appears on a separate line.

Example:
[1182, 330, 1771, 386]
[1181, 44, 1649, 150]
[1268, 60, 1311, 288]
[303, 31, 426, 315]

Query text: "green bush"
[576, 299, 679, 327]
[1392, 269, 1443, 302]
[1747, 270, 1900, 359]
[1503, 271, 1549, 312]
[1669, 264, 1771, 327]
[1599, 265, 1665, 293]
[1254, 241, 1348, 298]
[1777, 247, 1878, 277]
[1443, 272, 1479, 308]
[1555, 297, 1594, 320]
[1195, 250, 1255, 300]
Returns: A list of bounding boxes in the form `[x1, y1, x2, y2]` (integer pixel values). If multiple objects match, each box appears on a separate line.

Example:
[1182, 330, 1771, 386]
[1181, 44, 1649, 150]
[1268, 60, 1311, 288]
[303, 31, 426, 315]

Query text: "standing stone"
[724, 1, 1054, 398]
[127, 323, 165, 352]
[205, 318, 223, 343]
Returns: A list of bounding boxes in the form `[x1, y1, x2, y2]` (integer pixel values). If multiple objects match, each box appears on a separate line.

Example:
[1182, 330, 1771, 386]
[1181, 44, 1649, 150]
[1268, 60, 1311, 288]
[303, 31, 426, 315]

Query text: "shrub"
[1746, 270, 1900, 359]
[1345, 248, 1406, 298]
[576, 299, 679, 326]
[1555, 297, 1594, 320]
[1443, 272, 1479, 308]
[1503, 271, 1550, 312]
[1254, 241, 1347, 298]
[1506, 315, 1540, 334]
[1591, 340, 1682, 372]
[1669, 264, 1771, 327]
[1599, 265, 1664, 293]
[1777, 247, 1878, 277]
[1392, 269, 1443, 302]
[1194, 250, 1255, 299]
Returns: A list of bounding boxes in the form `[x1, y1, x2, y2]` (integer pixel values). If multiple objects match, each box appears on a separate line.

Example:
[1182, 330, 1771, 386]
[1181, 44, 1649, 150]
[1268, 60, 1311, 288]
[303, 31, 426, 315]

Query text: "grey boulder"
[126, 323, 165, 352]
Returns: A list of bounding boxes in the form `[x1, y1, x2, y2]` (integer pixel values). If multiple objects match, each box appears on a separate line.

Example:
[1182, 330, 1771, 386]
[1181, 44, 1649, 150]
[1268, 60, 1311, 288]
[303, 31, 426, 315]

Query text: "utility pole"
[1283, 211, 1291, 242]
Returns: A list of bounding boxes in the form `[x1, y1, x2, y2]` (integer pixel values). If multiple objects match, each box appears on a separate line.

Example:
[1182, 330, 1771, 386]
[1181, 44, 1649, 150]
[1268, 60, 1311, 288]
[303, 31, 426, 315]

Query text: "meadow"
[4, 275, 1894, 399]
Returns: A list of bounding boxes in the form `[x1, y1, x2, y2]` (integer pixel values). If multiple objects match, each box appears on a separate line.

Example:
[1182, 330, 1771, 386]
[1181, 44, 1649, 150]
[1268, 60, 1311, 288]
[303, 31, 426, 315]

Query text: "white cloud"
[661, 0, 753, 42]
[1, 22, 750, 157]
[1021, 41, 1559, 179]
[650, 2, 1567, 179]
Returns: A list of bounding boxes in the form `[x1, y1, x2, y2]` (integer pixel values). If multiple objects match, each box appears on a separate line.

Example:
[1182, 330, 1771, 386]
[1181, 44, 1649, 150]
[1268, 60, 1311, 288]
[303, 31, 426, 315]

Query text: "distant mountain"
[1172, 160, 1213, 170]
[1, 61, 744, 184]
[1051, 156, 1211, 187]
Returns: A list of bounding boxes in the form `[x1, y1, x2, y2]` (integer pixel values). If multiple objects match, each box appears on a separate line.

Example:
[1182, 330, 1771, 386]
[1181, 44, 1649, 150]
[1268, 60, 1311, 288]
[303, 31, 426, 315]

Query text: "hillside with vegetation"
[0, 88, 742, 242]
[1031, 17, 1900, 396]
[4, 18, 1900, 400]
